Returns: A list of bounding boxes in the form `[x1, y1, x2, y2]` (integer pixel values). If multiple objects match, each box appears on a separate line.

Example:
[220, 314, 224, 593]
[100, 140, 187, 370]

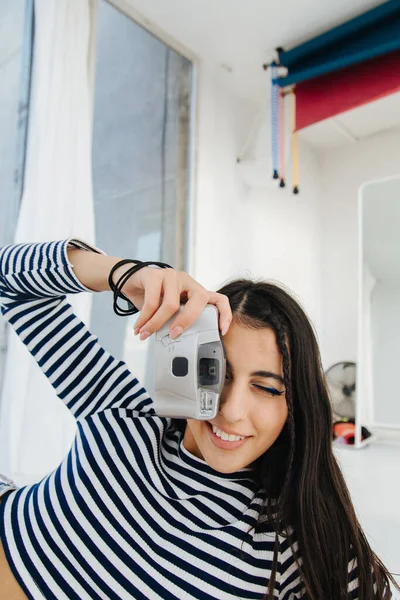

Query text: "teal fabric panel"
[276, 0, 400, 86]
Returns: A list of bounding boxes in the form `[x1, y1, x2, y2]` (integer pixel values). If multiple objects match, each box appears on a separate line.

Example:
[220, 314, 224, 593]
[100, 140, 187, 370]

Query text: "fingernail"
[134, 328, 139, 336]
[170, 326, 183, 340]
[221, 323, 230, 336]
[139, 331, 151, 341]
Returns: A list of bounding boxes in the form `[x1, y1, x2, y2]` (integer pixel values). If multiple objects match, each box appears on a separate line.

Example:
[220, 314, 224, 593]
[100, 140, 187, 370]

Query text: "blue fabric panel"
[279, 0, 400, 67]
[276, 12, 400, 86]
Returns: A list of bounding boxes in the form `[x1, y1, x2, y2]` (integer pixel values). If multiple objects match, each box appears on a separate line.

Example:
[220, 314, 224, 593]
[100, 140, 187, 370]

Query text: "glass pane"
[91, 0, 193, 384]
[0, 0, 33, 396]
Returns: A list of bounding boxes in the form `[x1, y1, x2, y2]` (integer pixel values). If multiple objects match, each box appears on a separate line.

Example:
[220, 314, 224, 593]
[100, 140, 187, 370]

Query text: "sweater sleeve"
[0, 238, 155, 421]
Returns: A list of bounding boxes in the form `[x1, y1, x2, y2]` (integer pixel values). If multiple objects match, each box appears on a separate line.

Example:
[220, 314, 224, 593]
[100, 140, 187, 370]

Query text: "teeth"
[212, 425, 245, 442]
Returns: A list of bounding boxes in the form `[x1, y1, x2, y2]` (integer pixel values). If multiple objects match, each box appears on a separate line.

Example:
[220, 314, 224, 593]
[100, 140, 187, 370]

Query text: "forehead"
[223, 321, 282, 373]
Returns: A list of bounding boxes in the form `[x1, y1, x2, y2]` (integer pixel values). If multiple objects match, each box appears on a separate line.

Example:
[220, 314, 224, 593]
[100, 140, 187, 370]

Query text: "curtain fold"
[0, 0, 96, 485]
[277, 0, 400, 87]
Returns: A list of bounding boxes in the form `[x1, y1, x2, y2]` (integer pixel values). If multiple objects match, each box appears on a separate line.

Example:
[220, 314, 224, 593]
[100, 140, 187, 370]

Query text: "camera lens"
[199, 358, 219, 386]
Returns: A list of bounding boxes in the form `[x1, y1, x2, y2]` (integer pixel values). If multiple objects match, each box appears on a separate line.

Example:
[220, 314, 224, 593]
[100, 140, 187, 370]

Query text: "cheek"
[254, 399, 288, 438]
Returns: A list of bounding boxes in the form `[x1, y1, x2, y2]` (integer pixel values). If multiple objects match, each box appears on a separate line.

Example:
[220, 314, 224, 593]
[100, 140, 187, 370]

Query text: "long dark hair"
[216, 278, 399, 600]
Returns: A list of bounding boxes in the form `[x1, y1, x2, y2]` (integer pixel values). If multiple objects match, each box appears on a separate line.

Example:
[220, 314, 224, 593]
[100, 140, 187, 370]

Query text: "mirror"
[357, 176, 400, 441]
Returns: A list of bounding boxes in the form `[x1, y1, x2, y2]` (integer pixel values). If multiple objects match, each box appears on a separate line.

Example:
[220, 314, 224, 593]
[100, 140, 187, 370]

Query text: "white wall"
[319, 129, 400, 369]
[192, 62, 323, 337]
[192, 66, 400, 373]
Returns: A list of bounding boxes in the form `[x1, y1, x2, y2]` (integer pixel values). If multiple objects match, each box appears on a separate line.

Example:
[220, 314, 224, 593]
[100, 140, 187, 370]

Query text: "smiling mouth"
[206, 422, 250, 450]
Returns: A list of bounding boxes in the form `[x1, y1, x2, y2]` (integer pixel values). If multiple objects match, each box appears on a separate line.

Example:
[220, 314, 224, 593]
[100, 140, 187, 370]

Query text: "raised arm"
[0, 239, 154, 421]
[0, 238, 232, 422]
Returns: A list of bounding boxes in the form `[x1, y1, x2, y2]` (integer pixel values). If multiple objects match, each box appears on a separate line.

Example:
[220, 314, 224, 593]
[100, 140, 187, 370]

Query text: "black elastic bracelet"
[108, 259, 141, 315]
[108, 259, 142, 301]
[109, 259, 173, 316]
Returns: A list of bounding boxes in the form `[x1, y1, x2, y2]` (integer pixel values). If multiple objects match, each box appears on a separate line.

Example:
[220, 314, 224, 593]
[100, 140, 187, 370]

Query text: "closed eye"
[253, 385, 285, 397]
[225, 374, 284, 397]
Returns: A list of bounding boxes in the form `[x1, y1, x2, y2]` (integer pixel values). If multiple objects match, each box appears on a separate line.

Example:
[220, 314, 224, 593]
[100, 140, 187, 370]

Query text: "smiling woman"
[183, 323, 289, 474]
[0, 240, 398, 600]
[195, 277, 399, 599]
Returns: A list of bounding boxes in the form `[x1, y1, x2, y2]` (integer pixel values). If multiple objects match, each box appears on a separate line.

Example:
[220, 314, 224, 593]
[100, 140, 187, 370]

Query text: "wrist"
[110, 261, 139, 290]
[67, 248, 134, 292]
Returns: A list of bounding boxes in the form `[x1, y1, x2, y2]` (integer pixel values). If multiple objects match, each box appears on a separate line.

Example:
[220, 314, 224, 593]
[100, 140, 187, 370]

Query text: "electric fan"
[325, 361, 356, 419]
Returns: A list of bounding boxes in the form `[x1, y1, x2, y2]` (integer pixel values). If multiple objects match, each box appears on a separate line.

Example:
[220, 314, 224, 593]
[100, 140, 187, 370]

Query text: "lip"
[208, 422, 249, 437]
[206, 422, 250, 451]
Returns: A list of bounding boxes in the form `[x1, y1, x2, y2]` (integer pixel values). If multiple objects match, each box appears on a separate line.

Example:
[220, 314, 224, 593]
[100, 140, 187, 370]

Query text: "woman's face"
[183, 320, 289, 473]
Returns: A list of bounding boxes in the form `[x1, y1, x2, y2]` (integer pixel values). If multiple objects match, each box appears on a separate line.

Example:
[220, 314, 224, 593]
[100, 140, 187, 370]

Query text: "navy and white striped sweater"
[0, 239, 358, 599]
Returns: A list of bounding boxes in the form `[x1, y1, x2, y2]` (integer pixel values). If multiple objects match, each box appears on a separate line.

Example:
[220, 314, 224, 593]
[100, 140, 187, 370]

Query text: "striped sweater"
[0, 239, 357, 599]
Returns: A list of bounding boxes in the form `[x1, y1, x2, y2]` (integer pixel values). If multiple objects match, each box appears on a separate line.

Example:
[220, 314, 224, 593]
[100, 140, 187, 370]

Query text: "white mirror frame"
[356, 175, 400, 448]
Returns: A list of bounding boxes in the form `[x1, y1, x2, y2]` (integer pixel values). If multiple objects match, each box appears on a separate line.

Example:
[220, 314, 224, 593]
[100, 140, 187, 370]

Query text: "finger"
[207, 292, 233, 335]
[169, 286, 209, 336]
[133, 273, 163, 334]
[137, 270, 181, 336]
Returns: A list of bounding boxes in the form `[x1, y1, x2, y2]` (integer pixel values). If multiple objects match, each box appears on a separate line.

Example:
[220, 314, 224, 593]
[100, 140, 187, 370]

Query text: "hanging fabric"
[276, 0, 400, 87]
[0, 0, 97, 484]
[294, 49, 400, 131]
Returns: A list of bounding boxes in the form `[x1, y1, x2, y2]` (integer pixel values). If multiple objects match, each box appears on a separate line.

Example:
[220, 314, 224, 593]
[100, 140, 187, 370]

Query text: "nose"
[218, 382, 248, 423]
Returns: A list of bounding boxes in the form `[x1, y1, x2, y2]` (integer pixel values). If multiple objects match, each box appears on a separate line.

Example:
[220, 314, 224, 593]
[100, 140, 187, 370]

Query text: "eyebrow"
[226, 361, 285, 386]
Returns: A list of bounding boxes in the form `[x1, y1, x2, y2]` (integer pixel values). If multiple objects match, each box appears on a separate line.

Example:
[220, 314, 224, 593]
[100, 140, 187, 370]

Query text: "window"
[91, 0, 194, 382]
[0, 0, 34, 394]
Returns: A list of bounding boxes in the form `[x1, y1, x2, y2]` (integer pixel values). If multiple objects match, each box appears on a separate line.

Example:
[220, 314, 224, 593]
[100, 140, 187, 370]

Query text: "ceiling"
[363, 177, 400, 282]
[114, 0, 400, 149]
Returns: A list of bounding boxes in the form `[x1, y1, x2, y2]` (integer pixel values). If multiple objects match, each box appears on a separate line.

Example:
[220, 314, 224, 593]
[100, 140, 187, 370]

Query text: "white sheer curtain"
[0, 0, 96, 485]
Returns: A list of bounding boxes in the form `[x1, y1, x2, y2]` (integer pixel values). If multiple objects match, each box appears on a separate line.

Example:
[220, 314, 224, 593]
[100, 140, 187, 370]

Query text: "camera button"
[160, 333, 181, 347]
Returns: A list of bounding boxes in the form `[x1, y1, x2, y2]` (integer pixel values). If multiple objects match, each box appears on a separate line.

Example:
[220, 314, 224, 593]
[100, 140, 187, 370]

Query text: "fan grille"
[325, 362, 356, 419]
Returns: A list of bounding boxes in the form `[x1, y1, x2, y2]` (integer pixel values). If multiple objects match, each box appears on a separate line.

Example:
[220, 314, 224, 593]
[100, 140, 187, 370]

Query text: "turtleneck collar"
[156, 425, 262, 523]
[178, 436, 257, 485]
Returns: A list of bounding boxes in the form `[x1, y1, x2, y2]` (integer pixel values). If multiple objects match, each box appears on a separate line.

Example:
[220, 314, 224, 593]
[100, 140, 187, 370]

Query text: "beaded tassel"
[278, 89, 285, 188]
[292, 89, 299, 194]
[271, 63, 279, 180]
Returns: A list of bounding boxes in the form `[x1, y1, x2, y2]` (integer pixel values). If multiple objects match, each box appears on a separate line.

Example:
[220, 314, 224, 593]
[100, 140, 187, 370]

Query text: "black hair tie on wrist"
[108, 259, 173, 316]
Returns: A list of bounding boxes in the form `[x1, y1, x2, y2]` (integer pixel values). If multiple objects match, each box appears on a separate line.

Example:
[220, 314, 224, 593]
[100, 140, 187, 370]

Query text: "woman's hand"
[67, 248, 232, 341]
[117, 266, 232, 341]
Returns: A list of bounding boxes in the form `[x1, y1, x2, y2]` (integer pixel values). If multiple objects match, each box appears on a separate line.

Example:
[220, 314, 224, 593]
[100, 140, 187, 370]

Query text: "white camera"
[151, 305, 226, 419]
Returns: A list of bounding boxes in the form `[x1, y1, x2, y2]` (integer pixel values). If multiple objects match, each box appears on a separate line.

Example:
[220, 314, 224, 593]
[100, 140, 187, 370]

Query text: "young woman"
[0, 238, 398, 600]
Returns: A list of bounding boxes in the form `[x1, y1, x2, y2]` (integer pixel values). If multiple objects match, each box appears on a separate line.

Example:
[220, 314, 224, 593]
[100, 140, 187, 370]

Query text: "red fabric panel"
[296, 50, 400, 130]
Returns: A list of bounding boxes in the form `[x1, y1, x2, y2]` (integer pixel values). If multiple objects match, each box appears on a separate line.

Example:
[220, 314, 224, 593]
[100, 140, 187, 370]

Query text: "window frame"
[90, 0, 199, 274]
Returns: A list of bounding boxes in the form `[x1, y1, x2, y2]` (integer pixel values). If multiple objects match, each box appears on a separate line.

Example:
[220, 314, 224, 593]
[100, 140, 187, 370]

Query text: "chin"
[210, 463, 238, 474]
[204, 453, 248, 474]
